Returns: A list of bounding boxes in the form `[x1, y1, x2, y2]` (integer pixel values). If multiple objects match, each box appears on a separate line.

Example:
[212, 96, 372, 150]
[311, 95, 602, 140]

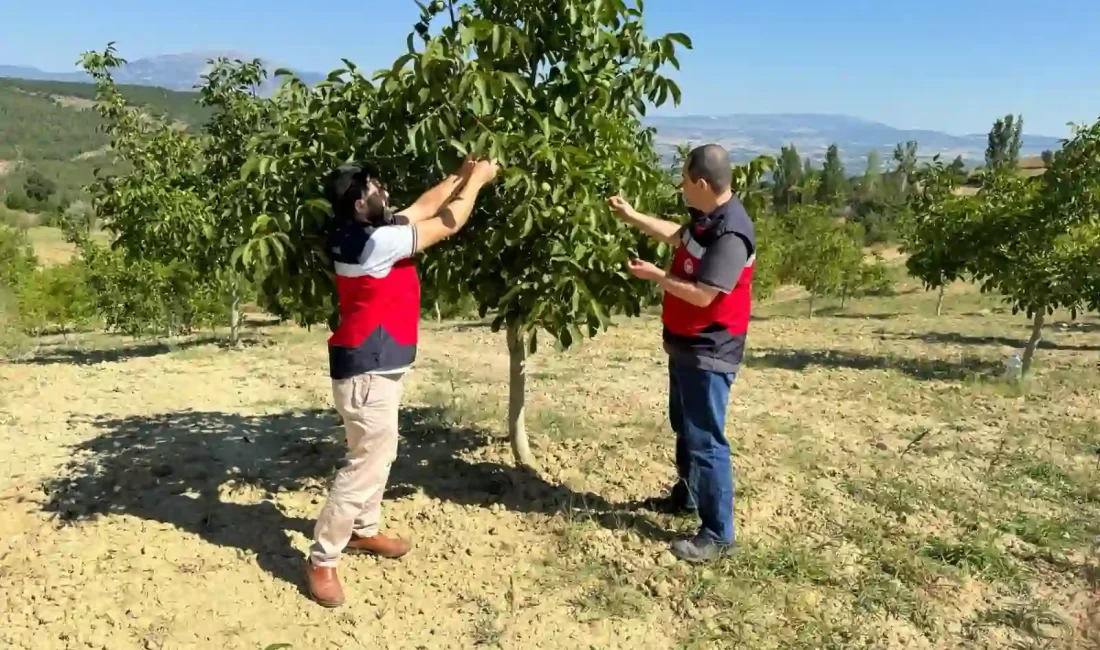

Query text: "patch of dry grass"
[25, 226, 109, 266]
[1, 279, 1098, 649]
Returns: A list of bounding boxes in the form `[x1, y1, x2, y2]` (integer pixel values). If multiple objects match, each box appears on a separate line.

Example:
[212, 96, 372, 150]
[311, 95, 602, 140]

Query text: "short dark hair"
[684, 144, 732, 192]
[323, 162, 381, 220]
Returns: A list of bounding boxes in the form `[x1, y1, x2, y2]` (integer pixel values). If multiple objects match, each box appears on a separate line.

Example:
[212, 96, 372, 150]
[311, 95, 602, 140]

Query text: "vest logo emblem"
[683, 258, 694, 275]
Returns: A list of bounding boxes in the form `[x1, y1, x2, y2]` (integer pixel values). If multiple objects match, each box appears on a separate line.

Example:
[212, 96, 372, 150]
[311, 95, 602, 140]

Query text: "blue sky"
[1, 0, 1096, 136]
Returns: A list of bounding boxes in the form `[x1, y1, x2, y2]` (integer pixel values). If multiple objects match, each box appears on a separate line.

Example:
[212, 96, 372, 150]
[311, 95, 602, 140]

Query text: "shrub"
[16, 260, 97, 336]
[80, 243, 228, 337]
[24, 170, 57, 204]
[0, 225, 38, 289]
[3, 189, 34, 212]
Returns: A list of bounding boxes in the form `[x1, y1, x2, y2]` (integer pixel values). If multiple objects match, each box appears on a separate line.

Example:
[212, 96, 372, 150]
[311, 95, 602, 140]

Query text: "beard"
[361, 192, 395, 226]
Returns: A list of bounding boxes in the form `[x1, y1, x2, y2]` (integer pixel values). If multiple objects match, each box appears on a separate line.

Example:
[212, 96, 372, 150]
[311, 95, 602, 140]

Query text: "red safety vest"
[662, 199, 755, 369]
[326, 223, 420, 379]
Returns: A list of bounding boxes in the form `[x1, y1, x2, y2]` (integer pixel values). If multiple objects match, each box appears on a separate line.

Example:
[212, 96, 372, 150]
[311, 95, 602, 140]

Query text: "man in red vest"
[307, 157, 499, 607]
[608, 144, 754, 563]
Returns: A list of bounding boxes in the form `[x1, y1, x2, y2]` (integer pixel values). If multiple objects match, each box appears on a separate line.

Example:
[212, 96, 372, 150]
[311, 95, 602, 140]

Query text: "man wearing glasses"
[607, 144, 755, 563]
[307, 157, 499, 607]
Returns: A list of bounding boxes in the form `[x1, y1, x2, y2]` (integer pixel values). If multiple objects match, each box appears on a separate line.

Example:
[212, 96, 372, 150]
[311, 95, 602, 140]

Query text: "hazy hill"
[0, 78, 206, 204]
[0, 52, 325, 95]
[0, 62, 1071, 209]
[644, 113, 1065, 169]
[3, 53, 1066, 171]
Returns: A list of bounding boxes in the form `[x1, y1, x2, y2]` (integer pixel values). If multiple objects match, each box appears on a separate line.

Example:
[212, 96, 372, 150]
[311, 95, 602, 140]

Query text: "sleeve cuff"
[697, 278, 735, 294]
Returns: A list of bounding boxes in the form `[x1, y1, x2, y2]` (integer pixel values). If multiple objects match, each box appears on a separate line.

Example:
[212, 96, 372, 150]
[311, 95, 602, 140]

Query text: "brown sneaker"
[305, 561, 345, 608]
[346, 533, 412, 559]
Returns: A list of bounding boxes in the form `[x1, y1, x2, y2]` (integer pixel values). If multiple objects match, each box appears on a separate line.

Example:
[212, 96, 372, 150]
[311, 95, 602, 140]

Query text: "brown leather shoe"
[346, 533, 412, 559]
[306, 561, 345, 608]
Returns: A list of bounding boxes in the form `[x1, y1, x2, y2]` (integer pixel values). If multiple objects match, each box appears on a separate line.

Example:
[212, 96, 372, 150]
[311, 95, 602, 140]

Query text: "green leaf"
[667, 79, 682, 105]
[521, 210, 534, 237]
[474, 130, 490, 156]
[667, 32, 693, 48]
[239, 156, 260, 181]
[553, 96, 566, 119]
[503, 73, 526, 97]
[390, 53, 414, 76]
[449, 139, 468, 155]
[590, 298, 608, 327]
[251, 214, 273, 235]
[475, 75, 489, 106]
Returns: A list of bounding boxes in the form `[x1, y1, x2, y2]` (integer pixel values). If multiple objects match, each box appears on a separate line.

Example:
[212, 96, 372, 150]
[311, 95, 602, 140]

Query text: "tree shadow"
[1050, 320, 1100, 334]
[894, 331, 1100, 353]
[745, 347, 1001, 381]
[18, 336, 245, 366]
[448, 320, 495, 332]
[812, 310, 900, 321]
[41, 406, 670, 594]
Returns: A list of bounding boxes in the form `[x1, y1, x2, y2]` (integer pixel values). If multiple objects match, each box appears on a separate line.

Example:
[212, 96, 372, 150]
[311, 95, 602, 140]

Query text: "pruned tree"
[77, 44, 227, 337]
[370, 0, 690, 468]
[911, 117, 1100, 377]
[196, 57, 275, 345]
[970, 117, 1100, 376]
[784, 205, 864, 317]
[892, 140, 918, 197]
[236, 0, 690, 468]
[816, 143, 848, 206]
[771, 144, 803, 211]
[903, 156, 980, 316]
[986, 114, 1025, 171]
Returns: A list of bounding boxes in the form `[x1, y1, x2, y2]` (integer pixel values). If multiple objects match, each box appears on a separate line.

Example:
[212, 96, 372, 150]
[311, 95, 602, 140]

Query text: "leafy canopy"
[238, 0, 692, 349]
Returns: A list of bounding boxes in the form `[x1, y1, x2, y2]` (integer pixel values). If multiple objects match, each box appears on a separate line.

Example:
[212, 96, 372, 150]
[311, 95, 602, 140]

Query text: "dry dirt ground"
[1, 281, 1098, 649]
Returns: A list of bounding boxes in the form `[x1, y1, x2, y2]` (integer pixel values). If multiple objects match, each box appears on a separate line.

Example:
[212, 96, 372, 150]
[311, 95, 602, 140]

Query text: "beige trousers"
[310, 373, 404, 567]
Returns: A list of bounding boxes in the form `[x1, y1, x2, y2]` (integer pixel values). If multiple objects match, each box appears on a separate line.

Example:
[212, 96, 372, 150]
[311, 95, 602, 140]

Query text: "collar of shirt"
[688, 197, 735, 236]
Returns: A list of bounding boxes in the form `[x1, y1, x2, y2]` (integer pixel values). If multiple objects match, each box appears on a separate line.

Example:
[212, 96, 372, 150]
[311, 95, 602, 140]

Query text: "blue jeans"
[668, 360, 736, 545]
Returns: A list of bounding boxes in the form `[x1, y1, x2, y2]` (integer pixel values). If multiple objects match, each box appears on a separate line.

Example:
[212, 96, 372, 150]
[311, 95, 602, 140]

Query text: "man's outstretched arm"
[413, 160, 499, 252]
[626, 233, 750, 308]
[396, 158, 476, 225]
[607, 195, 683, 247]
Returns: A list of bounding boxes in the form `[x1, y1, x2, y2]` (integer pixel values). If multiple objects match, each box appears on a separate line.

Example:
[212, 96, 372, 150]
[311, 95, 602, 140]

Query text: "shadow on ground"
[18, 335, 269, 366]
[745, 347, 1002, 381]
[41, 406, 669, 593]
[448, 320, 495, 332]
[893, 330, 1100, 353]
[812, 309, 901, 321]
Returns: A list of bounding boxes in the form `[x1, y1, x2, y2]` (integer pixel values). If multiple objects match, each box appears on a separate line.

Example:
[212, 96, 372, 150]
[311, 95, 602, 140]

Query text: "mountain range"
[1, 52, 1065, 169]
[643, 114, 1064, 169]
[0, 52, 326, 95]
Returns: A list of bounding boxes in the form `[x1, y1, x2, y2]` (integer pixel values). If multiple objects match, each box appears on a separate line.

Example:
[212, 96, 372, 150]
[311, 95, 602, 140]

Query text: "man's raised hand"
[607, 194, 637, 221]
[455, 156, 479, 181]
[627, 259, 664, 282]
[470, 159, 501, 185]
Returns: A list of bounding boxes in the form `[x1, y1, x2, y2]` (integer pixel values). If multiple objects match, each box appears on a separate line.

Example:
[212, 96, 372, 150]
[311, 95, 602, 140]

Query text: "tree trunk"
[506, 324, 536, 469]
[840, 287, 848, 310]
[807, 294, 815, 319]
[1021, 309, 1045, 378]
[434, 300, 442, 323]
[936, 284, 945, 317]
[229, 275, 241, 347]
